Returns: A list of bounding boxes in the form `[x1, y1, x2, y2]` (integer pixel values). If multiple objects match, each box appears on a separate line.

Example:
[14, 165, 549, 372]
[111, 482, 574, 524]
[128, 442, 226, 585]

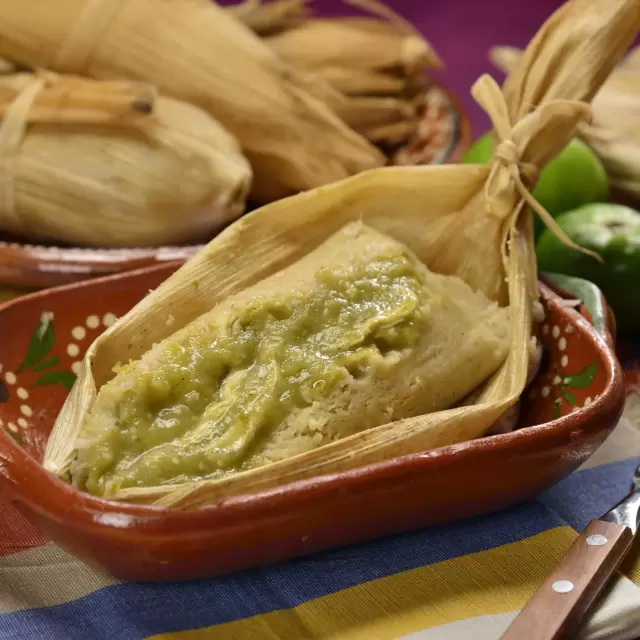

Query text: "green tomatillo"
[536, 203, 640, 331]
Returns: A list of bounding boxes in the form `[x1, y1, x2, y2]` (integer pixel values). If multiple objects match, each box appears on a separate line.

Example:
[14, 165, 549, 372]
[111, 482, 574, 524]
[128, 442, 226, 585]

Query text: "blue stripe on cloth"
[539, 457, 640, 532]
[0, 501, 566, 640]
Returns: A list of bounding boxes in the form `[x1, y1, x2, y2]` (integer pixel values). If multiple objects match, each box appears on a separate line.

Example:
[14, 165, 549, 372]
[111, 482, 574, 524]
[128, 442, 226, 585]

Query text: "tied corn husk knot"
[0, 66, 157, 125]
[492, 43, 640, 200]
[0, 67, 253, 248]
[491, 140, 540, 186]
[472, 74, 602, 264]
[42, 0, 640, 509]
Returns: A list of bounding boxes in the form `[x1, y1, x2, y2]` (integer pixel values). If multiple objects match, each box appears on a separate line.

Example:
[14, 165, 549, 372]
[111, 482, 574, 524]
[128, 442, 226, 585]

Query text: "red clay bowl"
[0, 82, 471, 294]
[0, 267, 625, 582]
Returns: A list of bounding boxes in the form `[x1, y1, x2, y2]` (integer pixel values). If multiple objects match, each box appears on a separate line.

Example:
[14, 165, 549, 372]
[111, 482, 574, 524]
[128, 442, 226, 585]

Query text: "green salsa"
[81, 254, 428, 495]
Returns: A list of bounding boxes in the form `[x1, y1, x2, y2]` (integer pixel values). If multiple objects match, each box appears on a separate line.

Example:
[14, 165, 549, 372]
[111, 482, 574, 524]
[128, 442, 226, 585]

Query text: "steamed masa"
[73, 223, 510, 497]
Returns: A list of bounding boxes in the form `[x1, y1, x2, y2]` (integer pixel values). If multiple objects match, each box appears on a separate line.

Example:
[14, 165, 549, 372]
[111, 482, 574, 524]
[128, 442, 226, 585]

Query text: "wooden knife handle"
[500, 520, 634, 640]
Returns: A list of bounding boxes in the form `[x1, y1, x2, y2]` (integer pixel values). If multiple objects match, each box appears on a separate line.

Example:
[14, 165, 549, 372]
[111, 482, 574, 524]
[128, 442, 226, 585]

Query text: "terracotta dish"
[0, 267, 625, 582]
[0, 81, 470, 293]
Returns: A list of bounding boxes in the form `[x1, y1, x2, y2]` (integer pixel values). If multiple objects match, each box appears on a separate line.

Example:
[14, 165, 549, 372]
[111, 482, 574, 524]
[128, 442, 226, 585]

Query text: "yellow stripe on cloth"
[0, 542, 120, 614]
[151, 527, 577, 640]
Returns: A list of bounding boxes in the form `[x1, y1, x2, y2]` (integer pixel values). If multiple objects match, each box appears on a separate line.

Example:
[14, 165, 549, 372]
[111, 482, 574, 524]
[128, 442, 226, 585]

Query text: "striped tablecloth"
[0, 341, 639, 640]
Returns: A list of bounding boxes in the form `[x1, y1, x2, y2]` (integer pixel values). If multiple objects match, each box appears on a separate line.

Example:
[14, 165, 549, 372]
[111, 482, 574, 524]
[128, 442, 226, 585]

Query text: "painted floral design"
[548, 362, 598, 418]
[0, 311, 117, 444]
[17, 313, 76, 390]
[528, 315, 602, 421]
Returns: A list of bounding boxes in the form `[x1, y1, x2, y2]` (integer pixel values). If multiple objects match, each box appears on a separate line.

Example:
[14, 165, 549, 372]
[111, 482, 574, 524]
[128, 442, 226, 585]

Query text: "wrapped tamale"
[264, 15, 441, 74]
[253, 2, 442, 145]
[225, 0, 310, 35]
[493, 45, 640, 199]
[44, 0, 640, 509]
[0, 0, 383, 202]
[0, 70, 252, 248]
[72, 222, 510, 496]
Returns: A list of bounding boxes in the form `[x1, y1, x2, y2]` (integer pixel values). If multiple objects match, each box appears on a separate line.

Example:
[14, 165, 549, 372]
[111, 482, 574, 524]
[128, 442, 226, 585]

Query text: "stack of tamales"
[231, 0, 443, 147]
[0, 0, 446, 246]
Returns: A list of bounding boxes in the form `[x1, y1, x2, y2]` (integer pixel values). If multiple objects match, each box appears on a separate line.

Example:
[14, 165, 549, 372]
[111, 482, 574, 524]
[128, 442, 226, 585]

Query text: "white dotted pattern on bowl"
[0, 310, 117, 438]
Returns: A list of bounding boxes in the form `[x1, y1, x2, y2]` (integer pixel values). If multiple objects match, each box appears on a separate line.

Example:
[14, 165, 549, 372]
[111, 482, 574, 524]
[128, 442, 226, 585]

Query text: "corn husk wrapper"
[0, 58, 17, 74]
[493, 44, 640, 199]
[257, 1, 442, 145]
[265, 17, 442, 75]
[224, 0, 310, 35]
[0, 0, 384, 203]
[328, 95, 418, 134]
[43, 0, 640, 509]
[310, 66, 408, 97]
[0, 69, 252, 248]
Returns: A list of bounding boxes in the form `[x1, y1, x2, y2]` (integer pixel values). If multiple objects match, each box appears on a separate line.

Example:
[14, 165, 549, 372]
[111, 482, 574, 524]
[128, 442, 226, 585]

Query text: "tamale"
[72, 222, 510, 497]
[0, 58, 16, 74]
[43, 0, 640, 509]
[329, 96, 417, 134]
[365, 120, 417, 145]
[0, 71, 252, 248]
[225, 0, 310, 35]
[0, 0, 383, 202]
[258, 2, 441, 145]
[311, 66, 407, 97]
[265, 17, 441, 75]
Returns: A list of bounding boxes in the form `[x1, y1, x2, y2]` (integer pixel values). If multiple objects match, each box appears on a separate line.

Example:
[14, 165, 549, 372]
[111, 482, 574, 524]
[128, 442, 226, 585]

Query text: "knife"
[501, 463, 640, 640]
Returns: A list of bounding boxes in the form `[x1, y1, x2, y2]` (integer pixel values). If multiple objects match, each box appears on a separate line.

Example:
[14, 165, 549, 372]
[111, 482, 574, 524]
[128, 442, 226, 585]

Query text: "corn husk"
[0, 70, 252, 248]
[43, 0, 640, 509]
[255, 1, 442, 145]
[225, 0, 310, 35]
[266, 18, 441, 73]
[0, 69, 156, 124]
[311, 66, 408, 97]
[264, 1, 443, 75]
[329, 95, 418, 134]
[493, 44, 640, 199]
[0, 58, 17, 74]
[0, 0, 384, 203]
[364, 119, 418, 145]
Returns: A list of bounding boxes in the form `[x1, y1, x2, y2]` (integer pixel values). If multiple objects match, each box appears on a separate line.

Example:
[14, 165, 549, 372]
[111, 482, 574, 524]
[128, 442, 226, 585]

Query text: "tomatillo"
[536, 203, 640, 331]
[463, 134, 609, 236]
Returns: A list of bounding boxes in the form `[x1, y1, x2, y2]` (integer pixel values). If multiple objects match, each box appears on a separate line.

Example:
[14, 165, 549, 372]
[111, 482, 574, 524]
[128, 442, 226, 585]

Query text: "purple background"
[318, 0, 566, 138]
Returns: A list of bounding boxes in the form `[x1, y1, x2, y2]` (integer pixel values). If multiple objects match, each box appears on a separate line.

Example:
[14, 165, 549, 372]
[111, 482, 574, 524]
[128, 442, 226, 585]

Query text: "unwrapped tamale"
[0, 71, 252, 248]
[73, 222, 509, 497]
